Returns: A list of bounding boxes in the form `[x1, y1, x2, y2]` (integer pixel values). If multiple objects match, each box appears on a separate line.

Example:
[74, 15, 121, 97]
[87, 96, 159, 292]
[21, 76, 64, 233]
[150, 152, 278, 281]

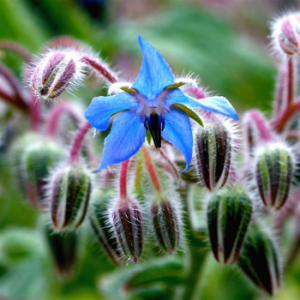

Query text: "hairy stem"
[46, 103, 82, 137]
[142, 145, 162, 193]
[81, 55, 118, 83]
[120, 159, 130, 200]
[0, 62, 29, 111]
[180, 185, 208, 300]
[68, 120, 91, 163]
[30, 93, 41, 131]
[248, 110, 272, 142]
[274, 98, 300, 132]
[0, 40, 32, 62]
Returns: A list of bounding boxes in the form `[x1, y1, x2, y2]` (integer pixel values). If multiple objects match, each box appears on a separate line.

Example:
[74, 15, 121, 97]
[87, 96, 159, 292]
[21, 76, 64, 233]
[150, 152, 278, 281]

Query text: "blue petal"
[97, 110, 146, 170]
[132, 36, 175, 99]
[165, 89, 239, 121]
[85, 93, 138, 131]
[161, 107, 193, 173]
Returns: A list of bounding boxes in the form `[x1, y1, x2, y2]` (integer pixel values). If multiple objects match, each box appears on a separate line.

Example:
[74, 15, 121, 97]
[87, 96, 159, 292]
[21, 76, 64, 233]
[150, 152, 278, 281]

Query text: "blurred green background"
[1, 0, 300, 299]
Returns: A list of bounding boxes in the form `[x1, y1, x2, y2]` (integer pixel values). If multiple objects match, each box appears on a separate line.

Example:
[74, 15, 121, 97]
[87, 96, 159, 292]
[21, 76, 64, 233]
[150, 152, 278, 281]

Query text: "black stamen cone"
[149, 114, 162, 148]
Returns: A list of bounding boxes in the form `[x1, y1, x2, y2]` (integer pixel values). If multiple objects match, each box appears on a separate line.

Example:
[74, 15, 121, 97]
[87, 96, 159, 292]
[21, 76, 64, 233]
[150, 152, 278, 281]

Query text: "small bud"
[30, 50, 85, 100]
[242, 110, 272, 157]
[195, 118, 233, 191]
[255, 143, 294, 210]
[272, 13, 300, 56]
[11, 134, 67, 207]
[49, 163, 92, 231]
[237, 223, 281, 296]
[207, 185, 252, 264]
[151, 198, 180, 254]
[110, 198, 143, 263]
[89, 190, 124, 265]
[43, 221, 78, 277]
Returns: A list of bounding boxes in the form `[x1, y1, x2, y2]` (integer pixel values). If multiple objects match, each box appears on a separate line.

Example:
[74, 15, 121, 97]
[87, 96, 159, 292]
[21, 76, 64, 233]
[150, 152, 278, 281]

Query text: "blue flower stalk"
[85, 36, 238, 172]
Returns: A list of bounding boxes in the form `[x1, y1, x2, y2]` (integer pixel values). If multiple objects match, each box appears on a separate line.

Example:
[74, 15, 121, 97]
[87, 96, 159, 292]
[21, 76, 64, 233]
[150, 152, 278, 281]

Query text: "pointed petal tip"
[133, 256, 138, 264]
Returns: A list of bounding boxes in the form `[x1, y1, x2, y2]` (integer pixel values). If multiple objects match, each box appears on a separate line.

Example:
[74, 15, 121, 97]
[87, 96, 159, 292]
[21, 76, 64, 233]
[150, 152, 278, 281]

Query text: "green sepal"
[146, 130, 152, 145]
[121, 86, 136, 93]
[166, 82, 186, 89]
[174, 104, 204, 127]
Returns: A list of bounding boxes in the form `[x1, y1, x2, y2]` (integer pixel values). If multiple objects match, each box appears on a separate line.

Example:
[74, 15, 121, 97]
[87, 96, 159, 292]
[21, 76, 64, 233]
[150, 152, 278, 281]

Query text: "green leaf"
[174, 103, 204, 127]
[146, 130, 152, 145]
[123, 258, 185, 292]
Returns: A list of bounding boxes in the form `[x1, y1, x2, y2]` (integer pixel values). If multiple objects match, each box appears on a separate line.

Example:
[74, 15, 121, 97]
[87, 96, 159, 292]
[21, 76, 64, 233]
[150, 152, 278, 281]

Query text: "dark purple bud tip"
[111, 198, 143, 262]
[237, 223, 281, 296]
[151, 198, 180, 254]
[255, 143, 294, 210]
[50, 164, 92, 231]
[207, 185, 252, 264]
[195, 120, 232, 191]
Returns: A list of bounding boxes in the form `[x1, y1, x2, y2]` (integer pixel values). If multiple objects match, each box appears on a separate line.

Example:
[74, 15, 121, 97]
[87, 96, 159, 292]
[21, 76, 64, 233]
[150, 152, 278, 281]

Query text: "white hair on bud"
[269, 11, 300, 58]
[107, 82, 133, 95]
[191, 113, 241, 192]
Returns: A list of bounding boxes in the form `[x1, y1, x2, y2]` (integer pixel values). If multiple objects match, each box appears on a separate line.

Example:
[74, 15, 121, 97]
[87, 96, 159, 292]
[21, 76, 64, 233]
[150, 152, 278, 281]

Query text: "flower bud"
[151, 198, 180, 254]
[272, 13, 300, 56]
[242, 110, 272, 157]
[207, 185, 252, 264]
[110, 198, 143, 263]
[50, 163, 92, 231]
[255, 143, 294, 210]
[31, 50, 85, 100]
[11, 134, 67, 207]
[43, 222, 78, 277]
[237, 223, 281, 296]
[195, 118, 232, 191]
[89, 190, 124, 265]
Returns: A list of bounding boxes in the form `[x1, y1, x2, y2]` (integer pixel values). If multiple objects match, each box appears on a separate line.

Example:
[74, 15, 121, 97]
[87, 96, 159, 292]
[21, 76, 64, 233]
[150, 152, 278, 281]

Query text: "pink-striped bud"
[49, 163, 92, 231]
[110, 198, 143, 263]
[151, 198, 180, 254]
[31, 50, 85, 100]
[272, 13, 300, 56]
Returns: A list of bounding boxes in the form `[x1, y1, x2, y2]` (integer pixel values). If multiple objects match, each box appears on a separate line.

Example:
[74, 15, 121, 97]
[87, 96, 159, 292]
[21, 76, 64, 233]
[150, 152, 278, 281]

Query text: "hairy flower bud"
[195, 118, 233, 191]
[110, 198, 143, 263]
[11, 134, 67, 207]
[89, 190, 124, 265]
[31, 50, 85, 99]
[151, 198, 180, 254]
[242, 110, 272, 157]
[207, 185, 252, 264]
[272, 13, 300, 56]
[44, 222, 78, 277]
[49, 163, 92, 231]
[237, 223, 281, 296]
[255, 143, 294, 210]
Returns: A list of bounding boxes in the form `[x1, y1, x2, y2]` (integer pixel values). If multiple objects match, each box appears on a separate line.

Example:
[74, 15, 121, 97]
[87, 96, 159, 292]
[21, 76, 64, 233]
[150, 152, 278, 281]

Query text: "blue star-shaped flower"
[85, 36, 238, 172]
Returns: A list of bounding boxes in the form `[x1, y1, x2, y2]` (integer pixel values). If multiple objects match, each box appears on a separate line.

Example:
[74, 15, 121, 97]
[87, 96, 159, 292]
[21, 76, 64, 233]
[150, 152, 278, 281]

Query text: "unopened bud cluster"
[3, 11, 300, 298]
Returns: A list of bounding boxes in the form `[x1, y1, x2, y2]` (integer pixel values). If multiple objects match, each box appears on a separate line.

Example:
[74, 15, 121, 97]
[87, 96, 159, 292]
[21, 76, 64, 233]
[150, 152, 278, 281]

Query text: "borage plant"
[1, 11, 300, 300]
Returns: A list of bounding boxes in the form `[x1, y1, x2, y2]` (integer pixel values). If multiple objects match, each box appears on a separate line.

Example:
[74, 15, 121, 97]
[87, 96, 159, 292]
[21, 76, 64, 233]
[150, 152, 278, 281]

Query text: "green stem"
[180, 185, 208, 300]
